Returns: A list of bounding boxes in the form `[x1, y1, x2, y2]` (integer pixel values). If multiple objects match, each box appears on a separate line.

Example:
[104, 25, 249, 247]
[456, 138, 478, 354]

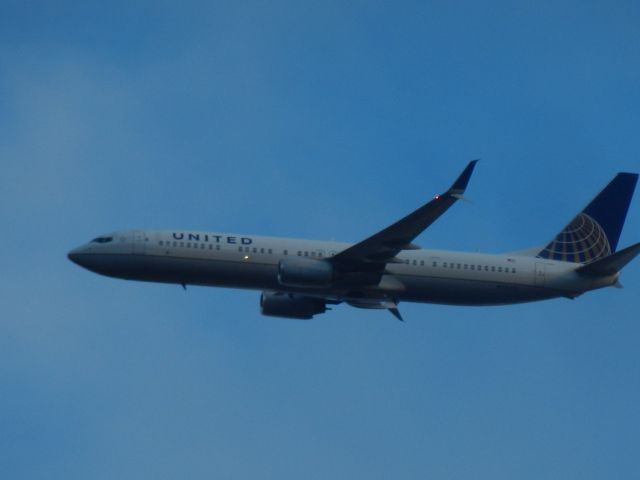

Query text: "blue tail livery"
[537, 172, 638, 263]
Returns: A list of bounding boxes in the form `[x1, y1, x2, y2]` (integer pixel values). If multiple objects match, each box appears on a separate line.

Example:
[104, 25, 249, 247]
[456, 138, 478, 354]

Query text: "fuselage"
[68, 229, 618, 306]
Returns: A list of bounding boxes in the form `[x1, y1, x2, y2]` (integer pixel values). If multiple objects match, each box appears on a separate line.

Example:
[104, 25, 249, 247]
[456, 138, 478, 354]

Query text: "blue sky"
[1, 1, 639, 478]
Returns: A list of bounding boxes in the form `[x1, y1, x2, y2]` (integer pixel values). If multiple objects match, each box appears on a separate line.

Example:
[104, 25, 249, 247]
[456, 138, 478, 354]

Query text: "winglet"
[449, 159, 479, 194]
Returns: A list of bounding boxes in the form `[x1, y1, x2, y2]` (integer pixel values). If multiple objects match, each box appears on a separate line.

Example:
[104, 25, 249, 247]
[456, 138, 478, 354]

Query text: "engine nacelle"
[277, 257, 333, 288]
[260, 292, 327, 320]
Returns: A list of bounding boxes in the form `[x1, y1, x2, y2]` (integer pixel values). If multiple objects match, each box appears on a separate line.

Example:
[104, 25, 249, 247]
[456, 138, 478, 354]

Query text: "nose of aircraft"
[67, 246, 87, 266]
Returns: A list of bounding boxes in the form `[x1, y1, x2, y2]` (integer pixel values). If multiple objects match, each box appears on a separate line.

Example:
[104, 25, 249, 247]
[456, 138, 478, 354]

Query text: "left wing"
[329, 160, 478, 273]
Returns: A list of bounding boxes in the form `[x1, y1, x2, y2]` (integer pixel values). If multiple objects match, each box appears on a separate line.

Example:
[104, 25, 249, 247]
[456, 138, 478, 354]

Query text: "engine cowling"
[260, 292, 327, 320]
[277, 257, 333, 288]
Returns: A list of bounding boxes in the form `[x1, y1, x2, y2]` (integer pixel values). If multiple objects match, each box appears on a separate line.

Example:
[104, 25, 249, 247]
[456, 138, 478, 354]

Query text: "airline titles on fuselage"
[172, 232, 253, 245]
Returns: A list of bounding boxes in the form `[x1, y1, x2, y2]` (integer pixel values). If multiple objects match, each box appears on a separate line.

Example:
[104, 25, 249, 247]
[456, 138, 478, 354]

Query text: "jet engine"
[260, 292, 327, 320]
[277, 257, 333, 288]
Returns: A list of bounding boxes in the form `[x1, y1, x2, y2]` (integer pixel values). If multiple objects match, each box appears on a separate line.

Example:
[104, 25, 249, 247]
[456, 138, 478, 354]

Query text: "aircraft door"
[132, 230, 146, 254]
[534, 262, 546, 286]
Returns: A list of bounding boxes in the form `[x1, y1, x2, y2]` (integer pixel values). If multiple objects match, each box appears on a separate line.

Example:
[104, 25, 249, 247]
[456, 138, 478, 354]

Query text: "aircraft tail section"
[576, 242, 640, 276]
[537, 172, 638, 263]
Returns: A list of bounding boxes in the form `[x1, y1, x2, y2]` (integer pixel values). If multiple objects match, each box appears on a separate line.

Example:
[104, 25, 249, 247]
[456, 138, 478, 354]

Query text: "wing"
[329, 160, 478, 273]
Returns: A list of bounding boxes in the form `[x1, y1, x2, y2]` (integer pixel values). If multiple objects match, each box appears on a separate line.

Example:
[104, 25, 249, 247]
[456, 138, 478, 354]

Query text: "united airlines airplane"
[68, 162, 640, 320]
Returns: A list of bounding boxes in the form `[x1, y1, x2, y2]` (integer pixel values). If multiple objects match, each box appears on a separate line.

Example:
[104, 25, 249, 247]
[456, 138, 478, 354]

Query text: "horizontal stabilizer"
[576, 242, 640, 276]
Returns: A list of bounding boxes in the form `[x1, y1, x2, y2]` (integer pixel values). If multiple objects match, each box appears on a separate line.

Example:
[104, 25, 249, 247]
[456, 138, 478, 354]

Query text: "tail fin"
[537, 172, 638, 263]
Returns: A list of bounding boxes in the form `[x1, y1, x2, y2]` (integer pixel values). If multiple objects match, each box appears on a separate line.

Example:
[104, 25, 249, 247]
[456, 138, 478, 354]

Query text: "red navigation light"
[434, 195, 440, 200]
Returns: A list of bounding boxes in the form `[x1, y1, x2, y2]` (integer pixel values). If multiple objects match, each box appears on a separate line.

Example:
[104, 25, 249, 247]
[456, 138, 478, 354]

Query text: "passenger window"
[209, 244, 212, 250]
[405, 259, 410, 265]
[491, 266, 495, 272]
[284, 250, 288, 255]
[443, 262, 448, 268]
[216, 245, 221, 251]
[412, 260, 417, 266]
[159, 241, 163, 246]
[187, 243, 191, 248]
[464, 264, 468, 269]
[432, 261, 437, 267]
[238, 247, 243, 252]
[457, 264, 461, 269]
[512, 268, 516, 273]
[420, 260, 424, 266]
[268, 249, 273, 254]
[484, 266, 489, 271]
[471, 265, 475, 270]
[260, 248, 265, 254]
[297, 251, 302, 256]
[180, 242, 184, 247]
[201, 244, 205, 249]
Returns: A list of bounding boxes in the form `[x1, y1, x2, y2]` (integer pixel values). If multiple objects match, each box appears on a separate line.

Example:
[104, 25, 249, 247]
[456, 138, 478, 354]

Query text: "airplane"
[68, 161, 640, 321]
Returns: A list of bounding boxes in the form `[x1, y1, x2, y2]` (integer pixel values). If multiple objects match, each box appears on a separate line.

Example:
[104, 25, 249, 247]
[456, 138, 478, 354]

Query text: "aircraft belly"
[395, 274, 560, 305]
[95, 253, 567, 305]
[100, 254, 280, 290]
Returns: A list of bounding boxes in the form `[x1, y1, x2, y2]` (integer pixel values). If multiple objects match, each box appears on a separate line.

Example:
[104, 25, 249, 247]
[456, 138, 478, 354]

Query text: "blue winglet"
[449, 159, 479, 193]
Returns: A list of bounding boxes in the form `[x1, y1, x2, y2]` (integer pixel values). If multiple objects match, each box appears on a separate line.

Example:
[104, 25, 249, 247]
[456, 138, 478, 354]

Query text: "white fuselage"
[68, 229, 619, 306]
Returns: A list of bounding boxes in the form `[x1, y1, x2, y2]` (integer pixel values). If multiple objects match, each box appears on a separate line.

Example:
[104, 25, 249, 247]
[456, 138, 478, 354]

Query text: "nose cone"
[67, 246, 88, 267]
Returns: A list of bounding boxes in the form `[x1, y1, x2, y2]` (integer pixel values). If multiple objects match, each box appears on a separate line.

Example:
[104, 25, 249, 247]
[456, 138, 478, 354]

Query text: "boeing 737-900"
[68, 161, 639, 320]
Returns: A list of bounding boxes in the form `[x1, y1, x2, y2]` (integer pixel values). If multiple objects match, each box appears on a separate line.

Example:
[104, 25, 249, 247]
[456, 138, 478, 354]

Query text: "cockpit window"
[91, 236, 113, 243]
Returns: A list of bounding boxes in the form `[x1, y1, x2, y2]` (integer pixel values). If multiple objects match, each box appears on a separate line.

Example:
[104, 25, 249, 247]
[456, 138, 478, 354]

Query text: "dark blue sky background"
[2, 1, 639, 478]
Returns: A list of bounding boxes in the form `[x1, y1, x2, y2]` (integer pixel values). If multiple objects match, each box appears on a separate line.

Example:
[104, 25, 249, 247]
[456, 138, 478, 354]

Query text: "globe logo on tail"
[538, 213, 611, 263]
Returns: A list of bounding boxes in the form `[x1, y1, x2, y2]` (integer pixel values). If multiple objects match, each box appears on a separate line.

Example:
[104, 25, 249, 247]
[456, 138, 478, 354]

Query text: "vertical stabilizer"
[537, 172, 638, 263]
